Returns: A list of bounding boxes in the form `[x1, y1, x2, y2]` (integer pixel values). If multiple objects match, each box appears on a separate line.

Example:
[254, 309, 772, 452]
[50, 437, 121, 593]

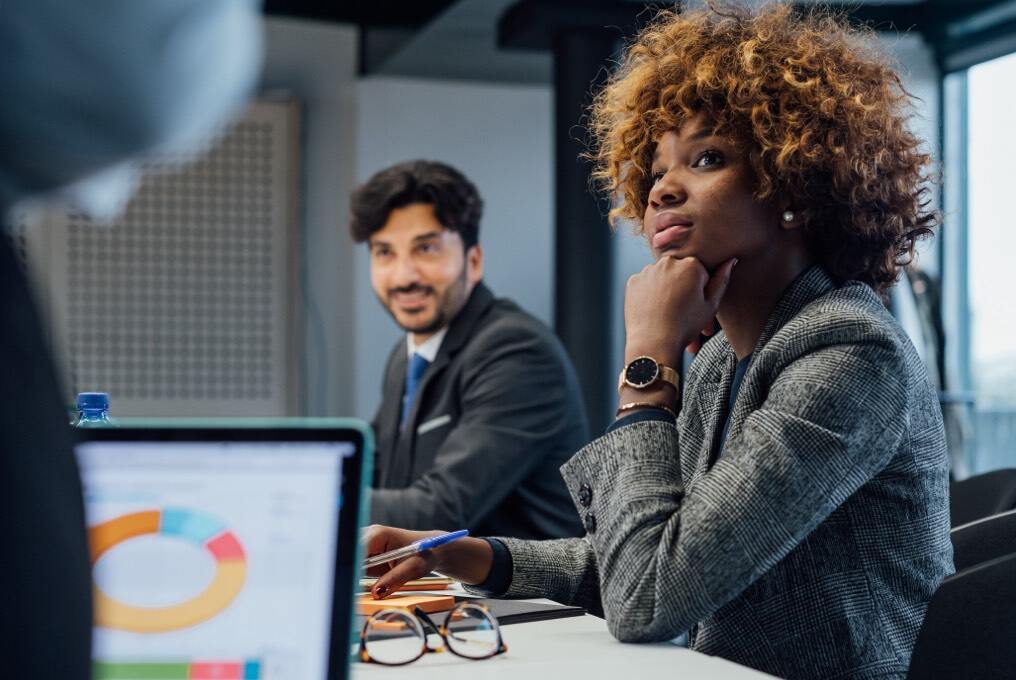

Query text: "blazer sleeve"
[369, 322, 580, 530]
[558, 339, 909, 643]
[464, 536, 604, 616]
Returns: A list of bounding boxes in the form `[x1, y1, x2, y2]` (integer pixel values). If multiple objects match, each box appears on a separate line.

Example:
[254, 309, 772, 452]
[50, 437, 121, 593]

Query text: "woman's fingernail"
[374, 584, 390, 599]
[731, 258, 739, 269]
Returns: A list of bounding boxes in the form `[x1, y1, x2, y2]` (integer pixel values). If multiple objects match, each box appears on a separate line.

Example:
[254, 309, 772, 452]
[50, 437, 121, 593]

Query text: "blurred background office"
[8, 0, 1016, 481]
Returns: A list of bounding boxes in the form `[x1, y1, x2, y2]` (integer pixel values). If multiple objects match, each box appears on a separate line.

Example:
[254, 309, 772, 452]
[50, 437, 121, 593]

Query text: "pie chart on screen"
[89, 507, 247, 633]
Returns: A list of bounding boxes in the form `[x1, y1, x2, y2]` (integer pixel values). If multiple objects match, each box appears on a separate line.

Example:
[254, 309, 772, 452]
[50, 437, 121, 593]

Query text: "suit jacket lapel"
[391, 283, 497, 484]
[378, 349, 407, 488]
[431, 282, 496, 361]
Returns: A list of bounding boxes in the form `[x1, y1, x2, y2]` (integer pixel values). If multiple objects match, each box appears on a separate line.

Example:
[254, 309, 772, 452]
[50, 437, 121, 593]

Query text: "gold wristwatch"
[617, 356, 680, 395]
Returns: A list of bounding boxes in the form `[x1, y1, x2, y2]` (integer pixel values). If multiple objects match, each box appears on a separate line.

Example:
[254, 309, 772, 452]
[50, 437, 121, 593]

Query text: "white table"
[352, 597, 774, 679]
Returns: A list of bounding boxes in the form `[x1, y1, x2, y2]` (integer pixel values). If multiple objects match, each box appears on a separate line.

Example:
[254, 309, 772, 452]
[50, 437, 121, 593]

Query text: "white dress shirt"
[406, 327, 448, 363]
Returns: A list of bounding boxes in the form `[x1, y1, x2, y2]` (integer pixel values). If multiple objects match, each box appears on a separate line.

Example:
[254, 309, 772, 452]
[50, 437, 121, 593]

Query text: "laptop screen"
[76, 424, 368, 680]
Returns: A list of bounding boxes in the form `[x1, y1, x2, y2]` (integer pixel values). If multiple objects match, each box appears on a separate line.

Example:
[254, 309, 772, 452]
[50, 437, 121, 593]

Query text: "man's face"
[368, 203, 483, 342]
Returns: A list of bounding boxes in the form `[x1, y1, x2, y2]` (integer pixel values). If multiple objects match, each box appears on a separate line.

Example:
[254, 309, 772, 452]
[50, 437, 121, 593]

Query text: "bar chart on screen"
[94, 658, 263, 680]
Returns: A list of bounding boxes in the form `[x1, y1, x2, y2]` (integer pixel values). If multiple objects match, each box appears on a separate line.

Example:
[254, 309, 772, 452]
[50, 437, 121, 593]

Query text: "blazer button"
[584, 513, 597, 534]
[577, 483, 593, 507]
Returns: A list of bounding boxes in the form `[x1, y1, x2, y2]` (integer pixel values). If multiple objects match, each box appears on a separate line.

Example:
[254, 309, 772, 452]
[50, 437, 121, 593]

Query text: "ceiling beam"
[263, 0, 457, 28]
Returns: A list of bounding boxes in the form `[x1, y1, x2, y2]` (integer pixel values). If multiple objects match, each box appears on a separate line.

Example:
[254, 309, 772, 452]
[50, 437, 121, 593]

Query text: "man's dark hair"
[350, 160, 482, 248]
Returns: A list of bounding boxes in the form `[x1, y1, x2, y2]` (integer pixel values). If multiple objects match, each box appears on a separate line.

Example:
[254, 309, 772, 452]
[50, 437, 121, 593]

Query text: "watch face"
[625, 357, 659, 388]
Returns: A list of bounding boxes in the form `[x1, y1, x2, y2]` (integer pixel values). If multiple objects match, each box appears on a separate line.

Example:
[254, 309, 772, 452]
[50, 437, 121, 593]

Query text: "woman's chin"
[654, 245, 693, 261]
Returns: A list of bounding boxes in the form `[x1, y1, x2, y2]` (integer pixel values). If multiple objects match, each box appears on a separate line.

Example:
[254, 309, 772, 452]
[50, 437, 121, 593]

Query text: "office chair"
[950, 508, 1016, 572]
[907, 552, 1016, 679]
[949, 468, 1016, 527]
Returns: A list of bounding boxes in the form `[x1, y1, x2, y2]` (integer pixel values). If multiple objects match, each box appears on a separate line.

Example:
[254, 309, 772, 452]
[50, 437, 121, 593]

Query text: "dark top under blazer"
[370, 282, 587, 540]
[472, 267, 954, 679]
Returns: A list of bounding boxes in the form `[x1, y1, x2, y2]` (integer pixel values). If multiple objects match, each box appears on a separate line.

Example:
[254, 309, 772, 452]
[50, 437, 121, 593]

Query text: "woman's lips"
[652, 223, 693, 250]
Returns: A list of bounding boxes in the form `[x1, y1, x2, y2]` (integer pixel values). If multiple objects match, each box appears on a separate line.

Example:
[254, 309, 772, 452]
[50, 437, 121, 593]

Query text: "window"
[944, 51, 1016, 475]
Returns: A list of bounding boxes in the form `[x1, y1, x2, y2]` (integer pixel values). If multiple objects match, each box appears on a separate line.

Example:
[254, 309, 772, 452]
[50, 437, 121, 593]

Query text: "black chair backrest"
[908, 552, 1016, 679]
[951, 508, 1016, 572]
[950, 468, 1016, 527]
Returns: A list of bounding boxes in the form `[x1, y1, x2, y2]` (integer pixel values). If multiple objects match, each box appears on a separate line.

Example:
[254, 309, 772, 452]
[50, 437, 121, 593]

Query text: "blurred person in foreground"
[363, 4, 954, 678]
[0, 1, 260, 676]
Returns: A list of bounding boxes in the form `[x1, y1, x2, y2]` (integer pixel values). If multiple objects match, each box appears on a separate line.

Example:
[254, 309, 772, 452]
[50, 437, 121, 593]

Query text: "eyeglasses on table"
[358, 601, 508, 666]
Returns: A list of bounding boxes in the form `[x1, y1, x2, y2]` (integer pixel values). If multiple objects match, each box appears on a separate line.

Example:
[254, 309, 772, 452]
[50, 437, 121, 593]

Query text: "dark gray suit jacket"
[370, 282, 587, 539]
[477, 268, 954, 679]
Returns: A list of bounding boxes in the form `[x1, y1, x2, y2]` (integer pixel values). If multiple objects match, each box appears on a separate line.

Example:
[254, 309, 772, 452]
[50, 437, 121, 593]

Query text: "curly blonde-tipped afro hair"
[588, 2, 937, 292]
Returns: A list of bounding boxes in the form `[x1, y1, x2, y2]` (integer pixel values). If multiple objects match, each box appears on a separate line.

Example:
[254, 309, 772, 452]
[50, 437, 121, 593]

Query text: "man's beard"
[382, 266, 469, 335]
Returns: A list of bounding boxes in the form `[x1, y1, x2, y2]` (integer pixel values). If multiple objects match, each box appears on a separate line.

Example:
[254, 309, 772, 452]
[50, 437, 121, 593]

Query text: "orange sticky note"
[356, 593, 456, 616]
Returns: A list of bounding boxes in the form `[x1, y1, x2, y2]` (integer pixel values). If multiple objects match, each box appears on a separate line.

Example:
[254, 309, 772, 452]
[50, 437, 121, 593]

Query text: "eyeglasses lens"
[445, 604, 500, 659]
[363, 610, 426, 665]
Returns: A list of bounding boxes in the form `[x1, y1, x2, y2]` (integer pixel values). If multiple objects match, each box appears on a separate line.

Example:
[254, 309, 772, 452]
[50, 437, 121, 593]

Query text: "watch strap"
[657, 364, 680, 393]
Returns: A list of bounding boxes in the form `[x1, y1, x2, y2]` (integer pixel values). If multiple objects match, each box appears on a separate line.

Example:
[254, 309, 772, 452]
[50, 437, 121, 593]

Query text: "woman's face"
[644, 116, 783, 269]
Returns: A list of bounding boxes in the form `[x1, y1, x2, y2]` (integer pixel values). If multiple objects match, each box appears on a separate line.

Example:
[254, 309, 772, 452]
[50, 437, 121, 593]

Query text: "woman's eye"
[692, 150, 724, 168]
[651, 171, 665, 184]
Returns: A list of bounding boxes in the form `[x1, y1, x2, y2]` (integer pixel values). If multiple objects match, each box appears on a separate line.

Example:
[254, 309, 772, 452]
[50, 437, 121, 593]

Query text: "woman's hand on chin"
[624, 256, 737, 365]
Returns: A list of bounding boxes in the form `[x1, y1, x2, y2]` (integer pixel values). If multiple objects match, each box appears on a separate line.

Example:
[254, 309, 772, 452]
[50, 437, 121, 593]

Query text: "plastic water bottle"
[75, 392, 113, 427]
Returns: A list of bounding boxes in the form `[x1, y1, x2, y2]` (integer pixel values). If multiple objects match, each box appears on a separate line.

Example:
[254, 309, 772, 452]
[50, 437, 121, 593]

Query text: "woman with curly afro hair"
[363, 4, 954, 678]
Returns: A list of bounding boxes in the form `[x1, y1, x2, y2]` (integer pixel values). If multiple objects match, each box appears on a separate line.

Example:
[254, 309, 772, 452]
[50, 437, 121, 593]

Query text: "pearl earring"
[782, 210, 795, 223]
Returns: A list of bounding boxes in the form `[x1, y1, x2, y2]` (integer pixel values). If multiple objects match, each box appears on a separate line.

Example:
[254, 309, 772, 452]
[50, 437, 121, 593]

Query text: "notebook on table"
[462, 597, 586, 625]
[75, 418, 372, 680]
[353, 592, 585, 632]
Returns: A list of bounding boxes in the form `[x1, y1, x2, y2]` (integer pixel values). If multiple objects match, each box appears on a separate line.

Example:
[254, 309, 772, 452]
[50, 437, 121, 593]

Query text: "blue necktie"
[401, 353, 430, 425]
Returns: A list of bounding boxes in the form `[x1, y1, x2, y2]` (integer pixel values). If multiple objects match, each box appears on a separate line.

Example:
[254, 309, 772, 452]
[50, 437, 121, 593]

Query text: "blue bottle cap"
[76, 392, 110, 411]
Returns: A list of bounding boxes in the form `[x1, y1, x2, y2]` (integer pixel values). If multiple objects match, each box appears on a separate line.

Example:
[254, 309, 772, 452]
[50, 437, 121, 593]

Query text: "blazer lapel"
[753, 266, 835, 351]
[700, 350, 738, 473]
[685, 377, 718, 482]
[719, 266, 836, 448]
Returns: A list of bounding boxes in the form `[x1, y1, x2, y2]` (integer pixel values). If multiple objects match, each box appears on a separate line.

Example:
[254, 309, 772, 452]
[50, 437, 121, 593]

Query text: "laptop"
[75, 419, 373, 680]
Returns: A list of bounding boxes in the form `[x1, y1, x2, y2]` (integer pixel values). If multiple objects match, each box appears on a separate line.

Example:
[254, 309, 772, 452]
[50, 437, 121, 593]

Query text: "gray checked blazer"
[478, 267, 954, 680]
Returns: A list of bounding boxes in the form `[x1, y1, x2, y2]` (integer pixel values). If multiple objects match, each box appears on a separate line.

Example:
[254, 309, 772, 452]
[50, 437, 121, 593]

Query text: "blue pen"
[363, 529, 469, 568]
